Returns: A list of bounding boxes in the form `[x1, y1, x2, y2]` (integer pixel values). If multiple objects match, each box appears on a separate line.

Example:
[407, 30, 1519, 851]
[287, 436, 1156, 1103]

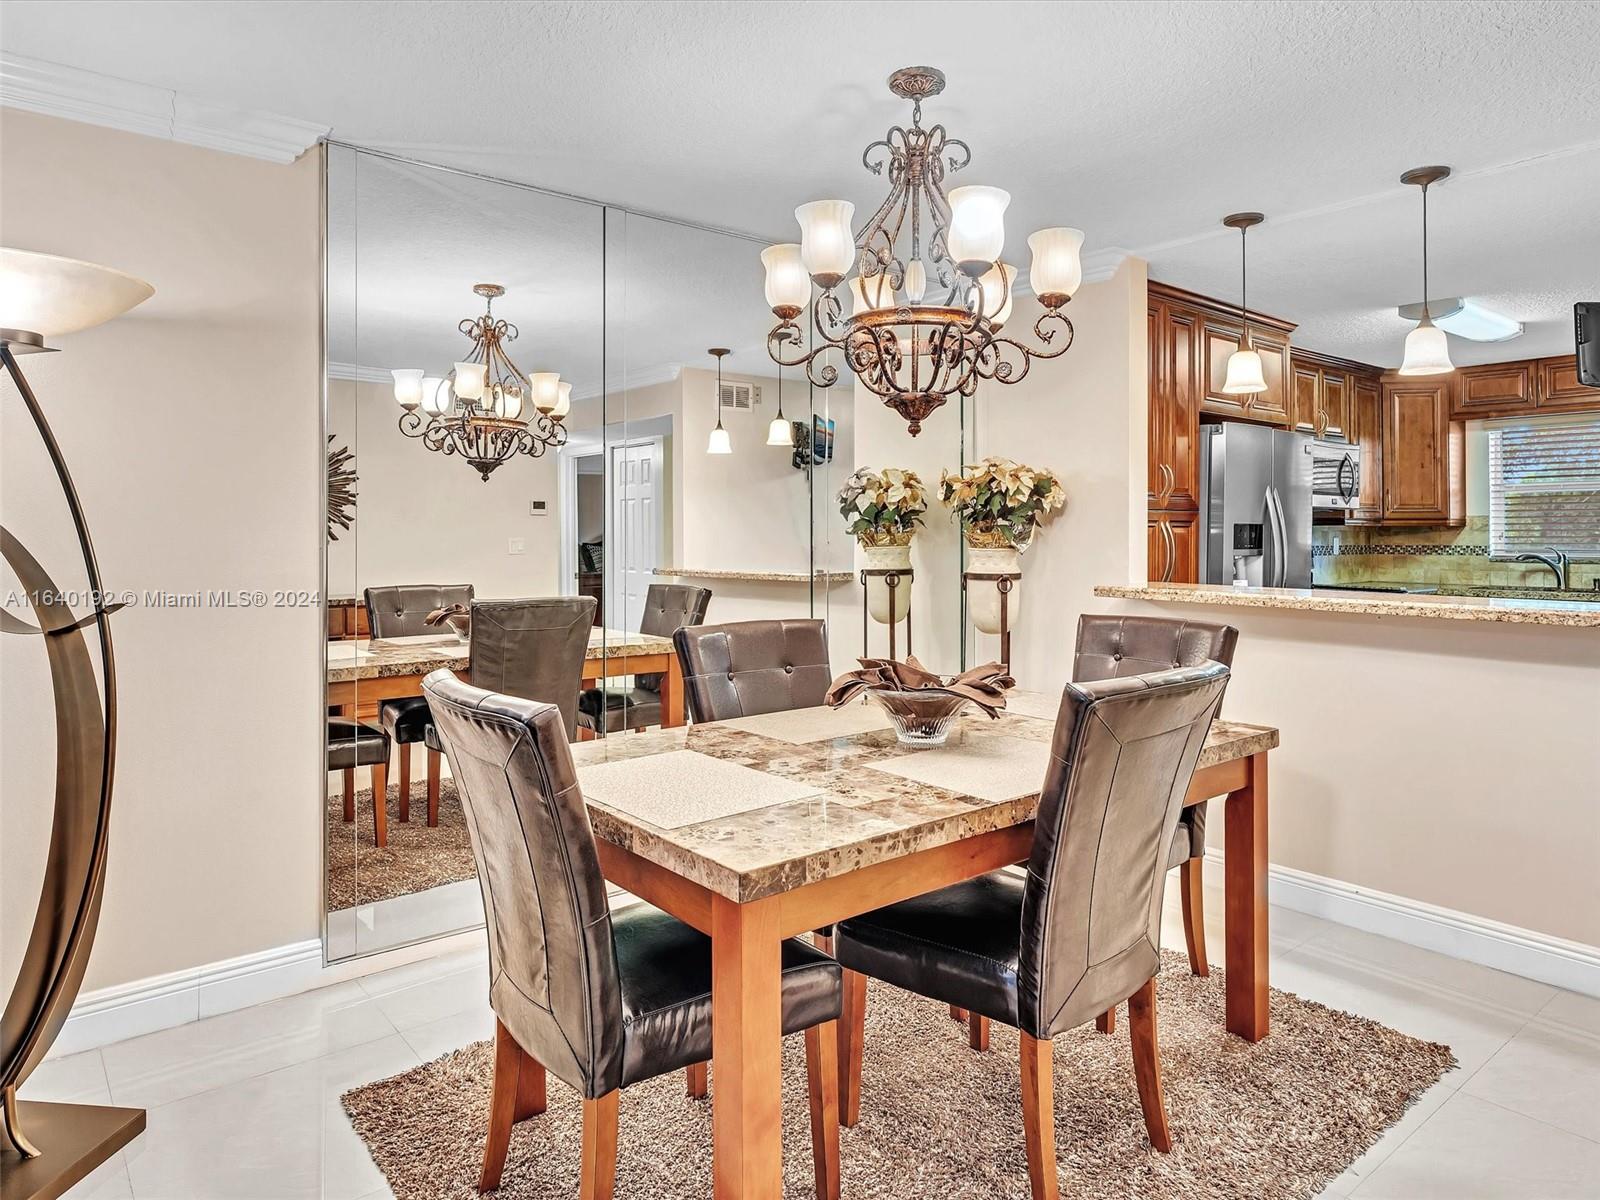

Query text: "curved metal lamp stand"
[0, 343, 144, 1195]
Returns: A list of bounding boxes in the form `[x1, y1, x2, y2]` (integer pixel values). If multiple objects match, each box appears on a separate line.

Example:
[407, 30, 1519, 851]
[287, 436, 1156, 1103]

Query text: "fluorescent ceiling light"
[1397, 298, 1524, 342]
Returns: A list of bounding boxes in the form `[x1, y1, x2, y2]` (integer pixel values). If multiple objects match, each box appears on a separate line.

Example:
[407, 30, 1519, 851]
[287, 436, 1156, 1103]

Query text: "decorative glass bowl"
[868, 689, 970, 746]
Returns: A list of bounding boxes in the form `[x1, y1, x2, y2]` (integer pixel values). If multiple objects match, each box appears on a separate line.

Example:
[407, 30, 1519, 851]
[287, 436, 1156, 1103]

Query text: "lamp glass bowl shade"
[420, 375, 451, 415]
[1399, 318, 1454, 375]
[0, 248, 154, 343]
[767, 414, 793, 446]
[528, 371, 561, 413]
[1220, 347, 1268, 395]
[391, 368, 425, 409]
[761, 243, 811, 312]
[973, 262, 1017, 328]
[1027, 227, 1084, 301]
[849, 274, 895, 316]
[453, 362, 487, 401]
[707, 424, 732, 455]
[946, 186, 1010, 266]
[552, 381, 572, 419]
[795, 200, 856, 280]
[497, 383, 524, 421]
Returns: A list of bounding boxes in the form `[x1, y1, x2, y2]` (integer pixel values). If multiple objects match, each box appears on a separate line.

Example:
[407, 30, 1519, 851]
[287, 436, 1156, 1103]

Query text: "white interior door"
[607, 436, 663, 633]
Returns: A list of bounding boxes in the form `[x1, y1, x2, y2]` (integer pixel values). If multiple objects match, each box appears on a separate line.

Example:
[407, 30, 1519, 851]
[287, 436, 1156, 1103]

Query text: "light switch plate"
[508, 537, 526, 554]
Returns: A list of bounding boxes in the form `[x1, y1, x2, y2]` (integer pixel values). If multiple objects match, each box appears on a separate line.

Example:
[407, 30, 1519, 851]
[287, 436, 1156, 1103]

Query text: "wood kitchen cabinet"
[1147, 295, 1201, 511]
[1349, 375, 1384, 524]
[1147, 510, 1198, 584]
[1381, 378, 1464, 526]
[1201, 319, 1292, 425]
[1448, 354, 1599, 419]
[1536, 356, 1598, 409]
[1290, 353, 1352, 440]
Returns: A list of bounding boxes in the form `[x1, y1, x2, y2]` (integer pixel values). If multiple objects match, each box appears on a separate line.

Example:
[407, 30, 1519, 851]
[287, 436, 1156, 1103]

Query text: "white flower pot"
[862, 541, 914, 625]
[966, 545, 1021, 635]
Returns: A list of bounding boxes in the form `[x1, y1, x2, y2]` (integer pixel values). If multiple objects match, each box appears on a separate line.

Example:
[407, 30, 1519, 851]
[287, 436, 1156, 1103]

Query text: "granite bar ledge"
[1094, 582, 1600, 627]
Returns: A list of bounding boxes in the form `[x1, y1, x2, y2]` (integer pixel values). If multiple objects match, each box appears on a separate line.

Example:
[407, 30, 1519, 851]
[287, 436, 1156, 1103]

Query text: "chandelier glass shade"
[393, 283, 567, 481]
[763, 66, 1084, 435]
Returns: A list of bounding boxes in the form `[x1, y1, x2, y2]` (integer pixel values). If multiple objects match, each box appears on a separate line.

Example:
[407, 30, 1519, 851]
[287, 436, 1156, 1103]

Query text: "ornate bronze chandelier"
[392, 283, 568, 481]
[762, 66, 1086, 435]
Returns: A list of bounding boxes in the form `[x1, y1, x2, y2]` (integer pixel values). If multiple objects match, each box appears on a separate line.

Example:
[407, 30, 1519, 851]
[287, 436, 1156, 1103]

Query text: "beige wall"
[0, 110, 323, 991]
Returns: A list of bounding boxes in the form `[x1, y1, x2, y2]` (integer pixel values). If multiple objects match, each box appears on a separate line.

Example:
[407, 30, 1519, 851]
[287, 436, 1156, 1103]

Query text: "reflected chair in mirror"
[327, 718, 389, 849]
[421, 671, 844, 1199]
[833, 664, 1230, 1199]
[577, 583, 710, 734]
[364, 583, 474, 827]
[468, 596, 596, 743]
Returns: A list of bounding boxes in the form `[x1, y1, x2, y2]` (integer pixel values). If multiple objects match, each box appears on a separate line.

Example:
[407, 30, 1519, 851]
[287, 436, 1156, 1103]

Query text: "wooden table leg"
[1224, 751, 1269, 1041]
[711, 892, 784, 1200]
[661, 654, 686, 728]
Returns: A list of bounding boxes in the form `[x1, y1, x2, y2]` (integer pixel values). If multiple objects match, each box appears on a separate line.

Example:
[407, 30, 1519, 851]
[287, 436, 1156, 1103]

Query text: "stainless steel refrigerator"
[1198, 423, 1313, 587]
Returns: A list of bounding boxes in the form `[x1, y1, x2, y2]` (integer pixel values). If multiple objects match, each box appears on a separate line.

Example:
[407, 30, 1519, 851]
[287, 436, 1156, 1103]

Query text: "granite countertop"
[325, 628, 674, 683]
[654, 566, 857, 584]
[1095, 582, 1600, 627]
[569, 692, 1278, 903]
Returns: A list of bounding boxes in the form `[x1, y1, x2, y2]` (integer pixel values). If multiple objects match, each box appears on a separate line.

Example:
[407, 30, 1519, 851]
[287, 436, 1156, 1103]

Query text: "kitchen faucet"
[1514, 547, 1569, 589]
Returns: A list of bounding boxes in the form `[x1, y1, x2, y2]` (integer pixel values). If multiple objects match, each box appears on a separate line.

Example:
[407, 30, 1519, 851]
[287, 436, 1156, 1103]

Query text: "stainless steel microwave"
[1309, 439, 1360, 511]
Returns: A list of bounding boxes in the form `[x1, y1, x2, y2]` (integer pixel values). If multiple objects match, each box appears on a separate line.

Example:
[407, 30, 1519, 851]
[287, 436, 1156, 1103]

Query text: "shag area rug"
[326, 780, 477, 910]
[342, 952, 1454, 1199]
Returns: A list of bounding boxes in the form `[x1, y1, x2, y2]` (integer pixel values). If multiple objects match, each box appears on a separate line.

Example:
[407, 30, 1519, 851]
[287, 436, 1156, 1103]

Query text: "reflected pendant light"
[1220, 212, 1268, 395]
[706, 347, 732, 454]
[766, 359, 793, 446]
[1398, 166, 1454, 376]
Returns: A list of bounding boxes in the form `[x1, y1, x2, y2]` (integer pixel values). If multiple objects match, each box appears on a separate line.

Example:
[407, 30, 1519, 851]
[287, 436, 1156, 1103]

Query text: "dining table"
[324, 626, 685, 729]
[567, 691, 1279, 1200]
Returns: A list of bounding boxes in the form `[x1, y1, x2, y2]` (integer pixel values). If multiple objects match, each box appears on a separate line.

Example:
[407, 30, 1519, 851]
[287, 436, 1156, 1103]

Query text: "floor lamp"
[1, 248, 152, 1200]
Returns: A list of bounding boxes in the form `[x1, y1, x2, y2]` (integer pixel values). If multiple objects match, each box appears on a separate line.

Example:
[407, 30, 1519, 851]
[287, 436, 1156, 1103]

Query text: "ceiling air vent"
[720, 380, 761, 411]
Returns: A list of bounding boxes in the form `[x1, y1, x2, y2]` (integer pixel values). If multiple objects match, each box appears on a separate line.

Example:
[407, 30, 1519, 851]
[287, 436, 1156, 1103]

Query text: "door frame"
[607, 433, 666, 634]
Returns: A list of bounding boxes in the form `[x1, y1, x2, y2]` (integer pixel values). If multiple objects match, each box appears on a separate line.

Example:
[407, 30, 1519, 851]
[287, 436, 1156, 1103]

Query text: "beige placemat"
[578, 750, 822, 828]
[716, 702, 894, 744]
[1004, 689, 1061, 722]
[868, 734, 1052, 802]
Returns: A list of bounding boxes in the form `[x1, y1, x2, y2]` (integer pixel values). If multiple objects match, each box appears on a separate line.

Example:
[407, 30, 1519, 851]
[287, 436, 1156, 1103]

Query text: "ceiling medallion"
[392, 283, 569, 481]
[762, 66, 1086, 435]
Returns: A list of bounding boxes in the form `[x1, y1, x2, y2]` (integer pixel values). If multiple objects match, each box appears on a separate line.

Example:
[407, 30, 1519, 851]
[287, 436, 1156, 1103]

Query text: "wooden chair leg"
[685, 1062, 707, 1099]
[580, 1090, 619, 1200]
[342, 768, 355, 823]
[427, 747, 442, 826]
[1020, 1033, 1059, 1200]
[1180, 858, 1209, 976]
[805, 1021, 842, 1200]
[397, 743, 410, 823]
[1128, 976, 1172, 1152]
[515, 1048, 547, 1122]
[950, 1004, 968, 1023]
[969, 1012, 990, 1051]
[480, 1020, 526, 1193]
[813, 933, 833, 955]
[369, 762, 388, 848]
[838, 968, 866, 1128]
[1096, 1007, 1116, 1034]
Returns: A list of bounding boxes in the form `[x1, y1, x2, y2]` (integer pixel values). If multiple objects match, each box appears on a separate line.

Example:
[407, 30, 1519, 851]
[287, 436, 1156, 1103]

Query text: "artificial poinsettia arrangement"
[937, 457, 1066, 547]
[837, 466, 929, 545]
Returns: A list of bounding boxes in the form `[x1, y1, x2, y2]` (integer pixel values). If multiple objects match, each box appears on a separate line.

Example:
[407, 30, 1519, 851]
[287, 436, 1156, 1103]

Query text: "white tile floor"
[24, 874, 1599, 1200]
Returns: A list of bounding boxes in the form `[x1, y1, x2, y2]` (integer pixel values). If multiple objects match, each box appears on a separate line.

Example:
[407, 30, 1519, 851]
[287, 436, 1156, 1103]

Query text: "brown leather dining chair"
[364, 583, 474, 826]
[578, 583, 711, 733]
[467, 596, 597, 741]
[833, 663, 1230, 1200]
[672, 617, 833, 723]
[422, 669, 844, 1199]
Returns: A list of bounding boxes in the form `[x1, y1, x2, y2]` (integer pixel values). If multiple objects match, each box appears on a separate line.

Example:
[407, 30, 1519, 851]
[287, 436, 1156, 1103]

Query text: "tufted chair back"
[1018, 663, 1229, 1040]
[1073, 614, 1238, 684]
[421, 670, 624, 1098]
[634, 583, 712, 694]
[364, 583, 475, 639]
[673, 618, 831, 723]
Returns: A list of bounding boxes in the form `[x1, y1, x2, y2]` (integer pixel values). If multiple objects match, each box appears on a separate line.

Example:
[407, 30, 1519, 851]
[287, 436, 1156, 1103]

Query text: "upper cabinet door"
[1452, 362, 1537, 418]
[1350, 376, 1384, 523]
[1320, 371, 1349, 441]
[1536, 356, 1599, 409]
[1381, 379, 1464, 525]
[1201, 318, 1291, 426]
[1292, 365, 1320, 435]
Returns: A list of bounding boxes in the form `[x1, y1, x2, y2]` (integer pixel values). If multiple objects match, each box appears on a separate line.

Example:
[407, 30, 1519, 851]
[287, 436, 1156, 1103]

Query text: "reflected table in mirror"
[569, 693, 1279, 1200]
[325, 627, 683, 727]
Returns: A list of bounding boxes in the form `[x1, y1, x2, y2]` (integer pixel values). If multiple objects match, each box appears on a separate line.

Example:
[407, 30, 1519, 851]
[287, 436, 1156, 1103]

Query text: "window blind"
[1487, 414, 1600, 557]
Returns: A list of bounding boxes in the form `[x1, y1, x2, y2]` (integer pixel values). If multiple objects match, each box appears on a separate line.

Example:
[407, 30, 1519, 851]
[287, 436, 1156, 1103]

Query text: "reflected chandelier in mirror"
[762, 65, 1086, 435]
[392, 283, 569, 480]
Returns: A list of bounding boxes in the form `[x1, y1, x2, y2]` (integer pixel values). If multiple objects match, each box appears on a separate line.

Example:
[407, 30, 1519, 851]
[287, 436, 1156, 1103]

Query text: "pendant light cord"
[715, 354, 724, 430]
[1421, 182, 1430, 316]
[1239, 226, 1250, 346]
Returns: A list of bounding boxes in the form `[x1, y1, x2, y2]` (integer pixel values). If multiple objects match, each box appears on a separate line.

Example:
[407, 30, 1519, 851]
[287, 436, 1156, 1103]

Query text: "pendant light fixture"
[766, 359, 793, 446]
[1219, 212, 1268, 395]
[706, 347, 732, 454]
[1398, 165, 1454, 376]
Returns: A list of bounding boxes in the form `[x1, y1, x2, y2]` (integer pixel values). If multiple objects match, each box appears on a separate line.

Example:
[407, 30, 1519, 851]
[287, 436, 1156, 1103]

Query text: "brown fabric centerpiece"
[827, 656, 1014, 746]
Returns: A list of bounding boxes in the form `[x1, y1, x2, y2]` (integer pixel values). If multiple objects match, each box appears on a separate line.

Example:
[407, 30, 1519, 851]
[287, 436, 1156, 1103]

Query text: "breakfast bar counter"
[1095, 582, 1600, 627]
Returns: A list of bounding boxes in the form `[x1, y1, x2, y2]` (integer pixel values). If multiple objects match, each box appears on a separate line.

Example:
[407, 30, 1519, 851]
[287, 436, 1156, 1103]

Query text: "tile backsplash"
[1312, 518, 1599, 591]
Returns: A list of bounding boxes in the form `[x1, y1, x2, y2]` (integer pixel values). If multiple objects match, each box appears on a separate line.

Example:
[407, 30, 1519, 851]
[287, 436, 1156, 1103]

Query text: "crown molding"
[325, 361, 395, 385]
[0, 52, 327, 164]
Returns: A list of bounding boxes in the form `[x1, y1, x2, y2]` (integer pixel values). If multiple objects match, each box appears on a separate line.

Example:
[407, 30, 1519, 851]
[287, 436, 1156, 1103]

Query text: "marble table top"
[570, 691, 1279, 903]
[326, 628, 674, 684]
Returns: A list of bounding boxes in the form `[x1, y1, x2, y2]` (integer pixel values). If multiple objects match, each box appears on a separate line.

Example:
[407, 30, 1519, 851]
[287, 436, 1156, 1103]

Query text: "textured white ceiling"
[5, 0, 1598, 367]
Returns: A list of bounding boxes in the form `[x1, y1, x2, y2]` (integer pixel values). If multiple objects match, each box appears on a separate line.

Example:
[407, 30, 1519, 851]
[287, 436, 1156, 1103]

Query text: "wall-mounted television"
[1577, 302, 1599, 388]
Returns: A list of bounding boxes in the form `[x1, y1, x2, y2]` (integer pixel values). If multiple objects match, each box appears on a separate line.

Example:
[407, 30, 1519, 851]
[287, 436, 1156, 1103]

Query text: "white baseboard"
[1205, 848, 1600, 999]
